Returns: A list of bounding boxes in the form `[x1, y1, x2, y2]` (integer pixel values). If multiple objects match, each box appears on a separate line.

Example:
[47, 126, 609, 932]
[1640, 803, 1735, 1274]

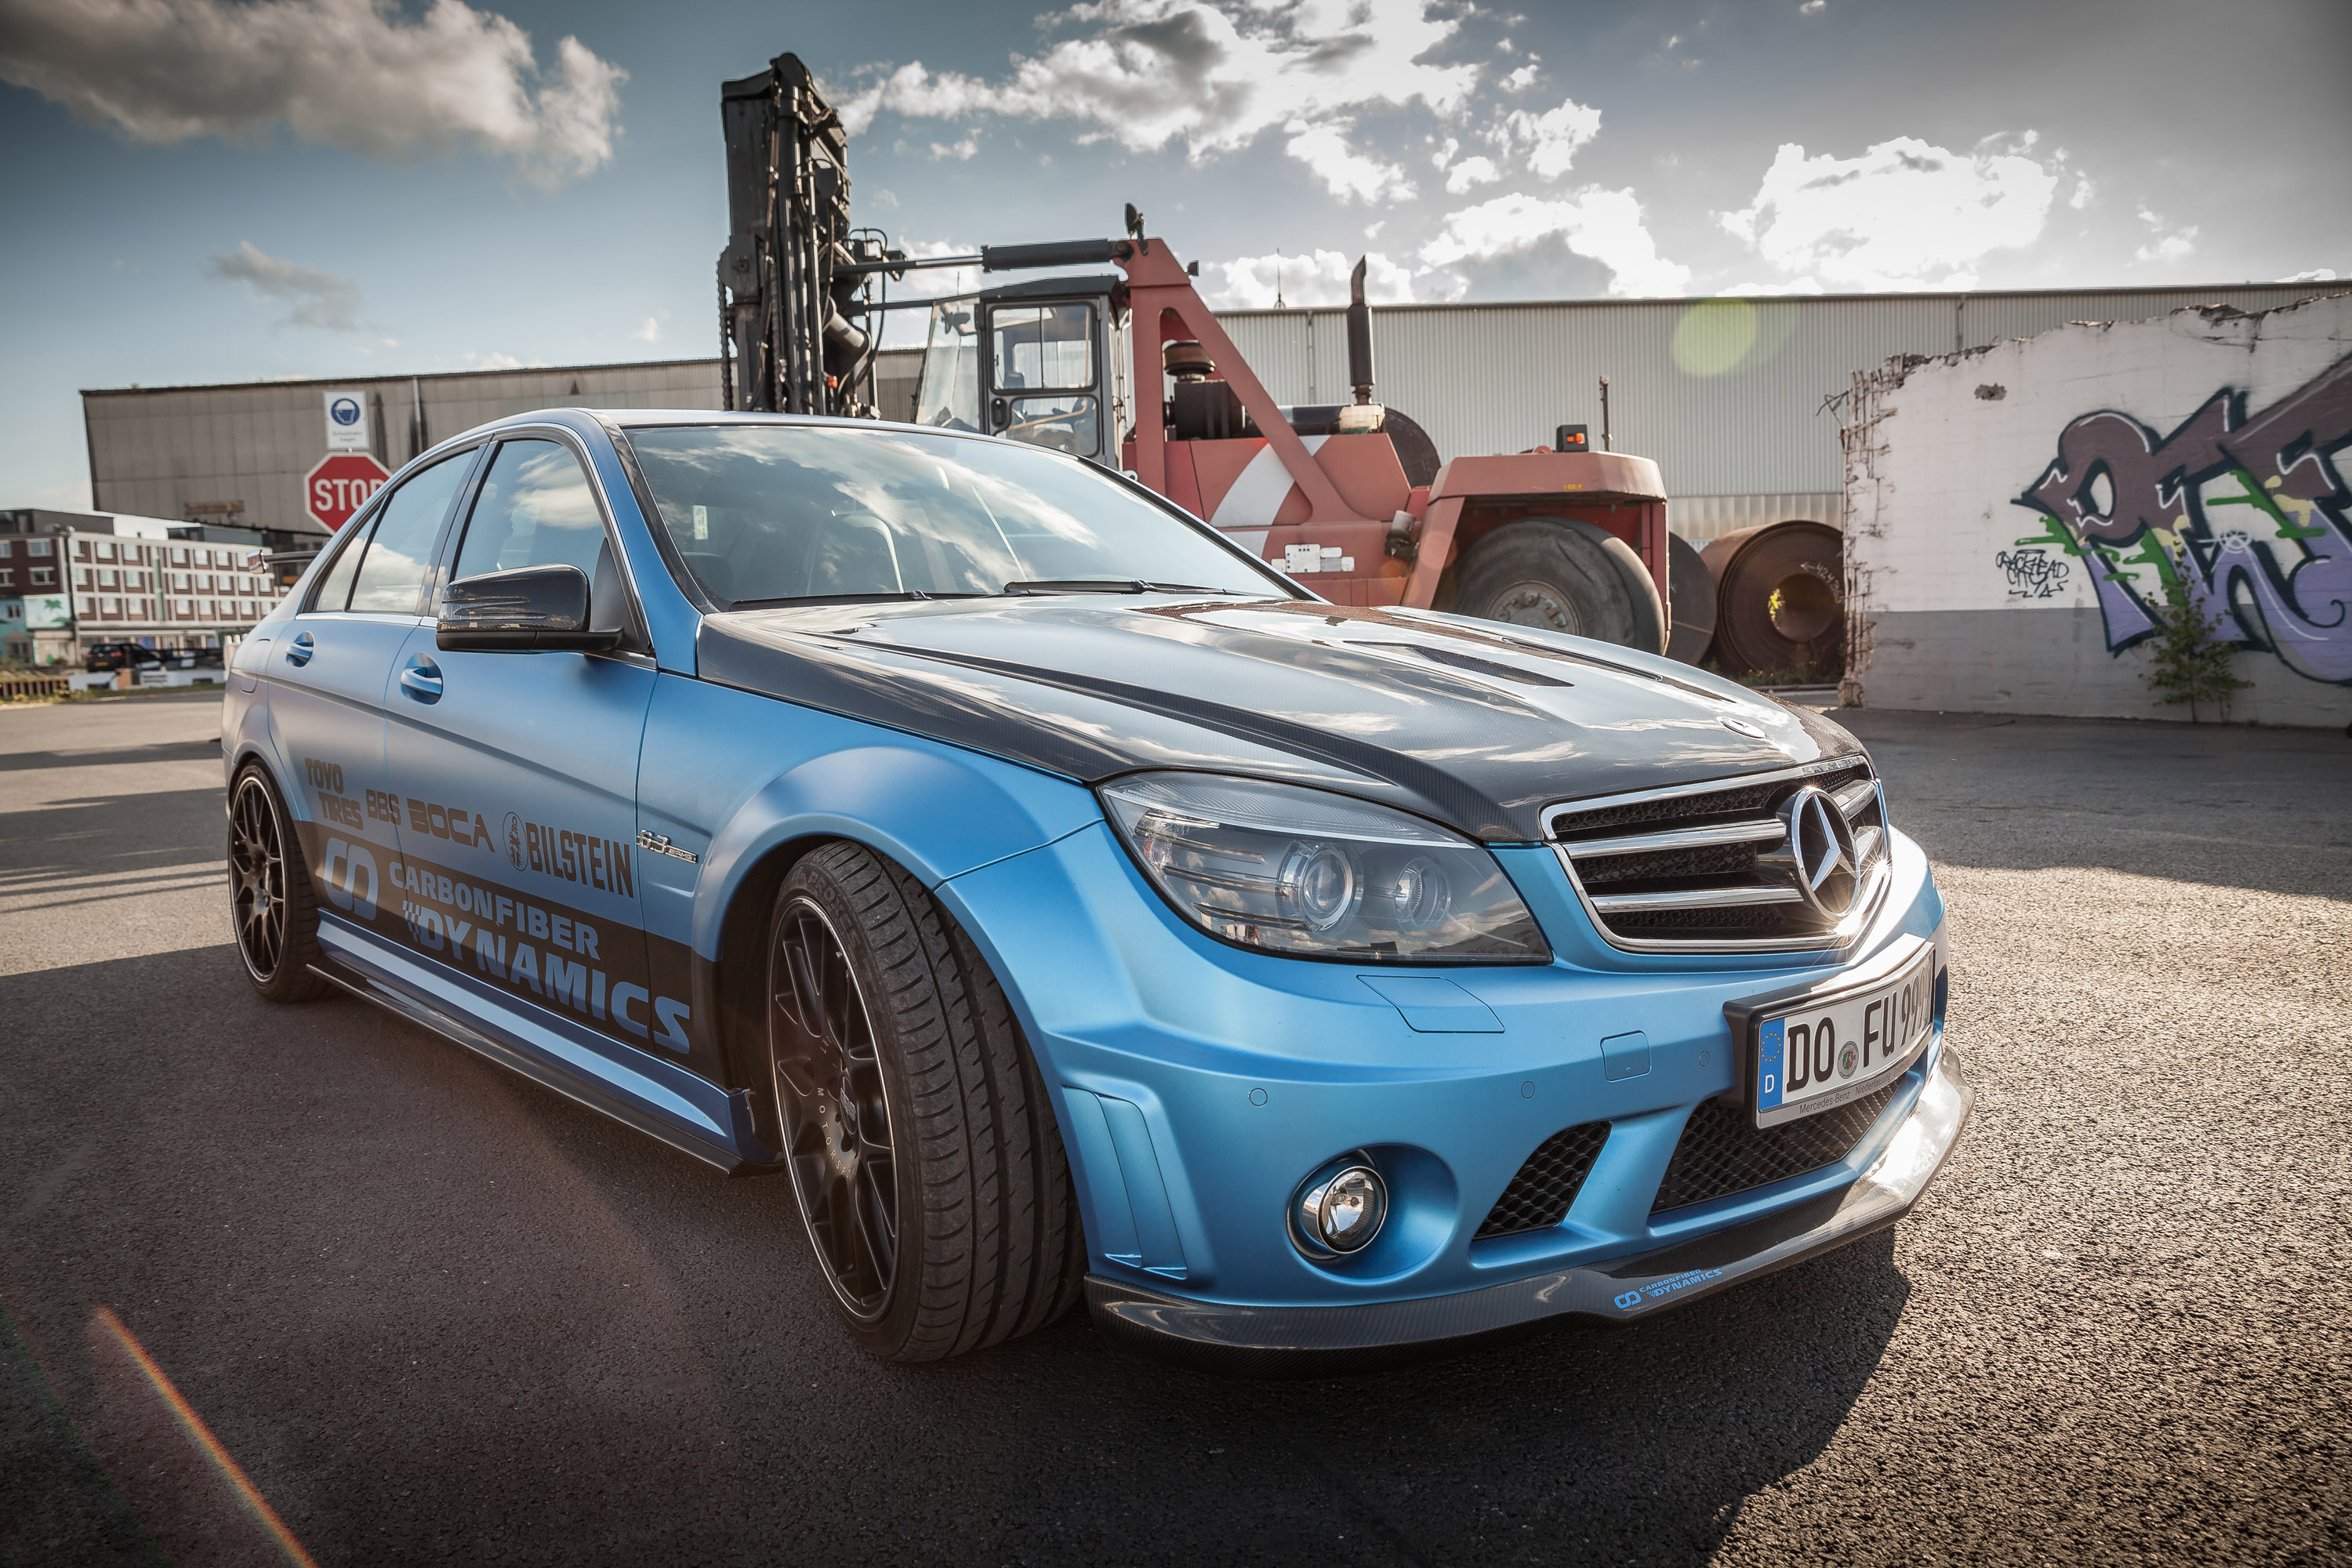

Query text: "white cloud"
[631, 316, 661, 343]
[1284, 122, 1415, 202]
[2134, 205, 2198, 263]
[1719, 135, 2058, 290]
[203, 241, 363, 330]
[1800, 0, 1825, 14]
[1419, 188, 1693, 297]
[1444, 154, 1501, 194]
[0, 0, 626, 188]
[1499, 62, 1537, 93]
[930, 133, 978, 160]
[837, 0, 1474, 202]
[1490, 96, 1602, 180]
[468, 351, 527, 370]
[1207, 249, 1417, 308]
[1429, 135, 1458, 170]
[2067, 172, 2096, 209]
[2278, 267, 2337, 282]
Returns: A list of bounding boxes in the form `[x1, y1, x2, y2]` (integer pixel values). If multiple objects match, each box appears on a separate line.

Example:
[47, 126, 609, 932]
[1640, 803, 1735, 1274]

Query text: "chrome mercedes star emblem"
[1763, 784, 1859, 917]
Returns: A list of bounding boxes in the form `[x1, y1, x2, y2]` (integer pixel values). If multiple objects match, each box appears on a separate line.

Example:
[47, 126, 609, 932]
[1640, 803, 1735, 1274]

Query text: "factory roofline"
[80, 281, 2336, 397]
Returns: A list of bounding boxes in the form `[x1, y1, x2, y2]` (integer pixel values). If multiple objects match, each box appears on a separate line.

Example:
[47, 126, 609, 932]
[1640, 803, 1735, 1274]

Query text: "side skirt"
[306, 953, 755, 1174]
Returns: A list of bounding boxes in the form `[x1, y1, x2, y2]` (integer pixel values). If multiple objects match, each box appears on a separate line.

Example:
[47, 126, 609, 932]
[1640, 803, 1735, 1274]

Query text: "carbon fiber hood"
[695, 597, 1862, 842]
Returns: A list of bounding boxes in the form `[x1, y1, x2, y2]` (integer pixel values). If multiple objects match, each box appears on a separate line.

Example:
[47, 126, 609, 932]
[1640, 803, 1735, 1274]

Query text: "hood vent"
[1544, 757, 1889, 953]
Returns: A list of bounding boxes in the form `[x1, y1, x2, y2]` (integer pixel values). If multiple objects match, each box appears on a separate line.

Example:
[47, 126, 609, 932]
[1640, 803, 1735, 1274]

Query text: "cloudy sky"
[2, 0, 2347, 510]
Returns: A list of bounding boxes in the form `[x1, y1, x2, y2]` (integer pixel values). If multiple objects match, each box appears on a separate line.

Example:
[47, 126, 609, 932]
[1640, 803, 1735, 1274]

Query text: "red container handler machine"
[717, 53, 1703, 658]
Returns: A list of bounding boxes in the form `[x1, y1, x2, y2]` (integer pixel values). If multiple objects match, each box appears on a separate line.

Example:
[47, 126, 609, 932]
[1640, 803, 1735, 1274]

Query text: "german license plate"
[1748, 938, 1936, 1129]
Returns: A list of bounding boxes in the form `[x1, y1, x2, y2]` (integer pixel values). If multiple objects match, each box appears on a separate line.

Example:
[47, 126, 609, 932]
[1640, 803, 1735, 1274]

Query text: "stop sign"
[303, 452, 391, 531]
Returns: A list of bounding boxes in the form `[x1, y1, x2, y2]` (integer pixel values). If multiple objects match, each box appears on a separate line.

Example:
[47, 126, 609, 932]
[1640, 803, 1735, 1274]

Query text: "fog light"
[1297, 1163, 1387, 1254]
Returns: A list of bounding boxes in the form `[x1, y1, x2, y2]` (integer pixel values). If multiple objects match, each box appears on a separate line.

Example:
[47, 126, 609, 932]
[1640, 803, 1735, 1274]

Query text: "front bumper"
[1084, 1045, 1973, 1374]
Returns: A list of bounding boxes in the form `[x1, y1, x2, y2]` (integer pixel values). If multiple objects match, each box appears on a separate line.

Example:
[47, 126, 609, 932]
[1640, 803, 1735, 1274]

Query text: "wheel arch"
[682, 742, 1100, 1136]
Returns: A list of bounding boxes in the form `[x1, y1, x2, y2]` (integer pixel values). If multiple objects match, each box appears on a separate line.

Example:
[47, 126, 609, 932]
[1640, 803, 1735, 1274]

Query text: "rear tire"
[227, 765, 329, 1003]
[766, 841, 1083, 1361]
[1454, 517, 1667, 655]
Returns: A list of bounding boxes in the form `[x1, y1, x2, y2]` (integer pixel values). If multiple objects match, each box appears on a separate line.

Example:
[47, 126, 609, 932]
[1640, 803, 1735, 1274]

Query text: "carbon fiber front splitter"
[1084, 1047, 1973, 1377]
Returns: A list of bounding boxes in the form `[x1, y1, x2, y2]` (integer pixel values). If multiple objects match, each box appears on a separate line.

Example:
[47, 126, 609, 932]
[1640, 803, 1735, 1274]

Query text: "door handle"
[398, 659, 443, 702]
[285, 630, 315, 667]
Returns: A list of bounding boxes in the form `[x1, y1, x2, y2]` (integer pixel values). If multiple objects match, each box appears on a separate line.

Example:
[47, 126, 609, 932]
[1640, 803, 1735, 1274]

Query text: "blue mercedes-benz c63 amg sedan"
[222, 409, 1969, 1369]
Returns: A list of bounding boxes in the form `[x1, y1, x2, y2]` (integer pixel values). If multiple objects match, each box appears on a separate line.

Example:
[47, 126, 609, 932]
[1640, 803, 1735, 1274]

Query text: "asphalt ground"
[2, 691, 2347, 1566]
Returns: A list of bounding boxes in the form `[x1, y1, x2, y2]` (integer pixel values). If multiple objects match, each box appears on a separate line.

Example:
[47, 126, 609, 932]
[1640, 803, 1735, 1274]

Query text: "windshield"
[622, 423, 1295, 608]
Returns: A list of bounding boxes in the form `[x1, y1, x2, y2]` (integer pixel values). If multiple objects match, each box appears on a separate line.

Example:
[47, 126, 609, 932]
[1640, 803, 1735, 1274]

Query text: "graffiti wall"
[1842, 292, 2352, 726]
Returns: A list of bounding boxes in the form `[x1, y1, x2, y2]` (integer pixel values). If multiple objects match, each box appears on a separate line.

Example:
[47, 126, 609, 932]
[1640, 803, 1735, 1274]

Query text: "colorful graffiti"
[2010, 352, 2352, 684]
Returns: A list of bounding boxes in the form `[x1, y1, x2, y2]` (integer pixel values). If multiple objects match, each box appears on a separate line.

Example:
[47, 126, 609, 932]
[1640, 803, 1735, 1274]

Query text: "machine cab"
[915, 276, 1127, 467]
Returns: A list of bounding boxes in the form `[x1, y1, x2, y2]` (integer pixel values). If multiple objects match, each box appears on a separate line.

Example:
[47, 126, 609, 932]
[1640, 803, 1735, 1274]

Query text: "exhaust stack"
[1347, 257, 1375, 405]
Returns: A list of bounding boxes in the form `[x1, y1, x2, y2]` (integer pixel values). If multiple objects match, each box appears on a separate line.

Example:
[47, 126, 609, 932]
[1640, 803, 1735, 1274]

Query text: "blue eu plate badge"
[1756, 1018, 1787, 1114]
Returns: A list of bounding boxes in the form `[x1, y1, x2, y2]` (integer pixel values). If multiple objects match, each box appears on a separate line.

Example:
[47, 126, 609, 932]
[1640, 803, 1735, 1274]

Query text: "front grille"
[1650, 1082, 1902, 1214]
[1545, 757, 1889, 952]
[1477, 1121, 1610, 1238]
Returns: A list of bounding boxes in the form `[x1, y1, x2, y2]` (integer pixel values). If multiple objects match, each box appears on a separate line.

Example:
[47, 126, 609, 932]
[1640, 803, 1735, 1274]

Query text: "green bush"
[2140, 557, 2250, 722]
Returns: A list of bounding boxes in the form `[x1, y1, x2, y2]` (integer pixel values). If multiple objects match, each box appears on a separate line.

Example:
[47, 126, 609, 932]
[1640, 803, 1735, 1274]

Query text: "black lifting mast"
[717, 54, 899, 417]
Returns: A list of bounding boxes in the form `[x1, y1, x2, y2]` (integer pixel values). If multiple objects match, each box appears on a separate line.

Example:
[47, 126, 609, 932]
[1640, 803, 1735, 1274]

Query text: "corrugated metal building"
[1216, 281, 2333, 539]
[78, 282, 2331, 546]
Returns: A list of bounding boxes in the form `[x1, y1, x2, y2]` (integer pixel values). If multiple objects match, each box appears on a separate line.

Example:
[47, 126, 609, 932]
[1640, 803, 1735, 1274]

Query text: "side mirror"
[437, 565, 621, 653]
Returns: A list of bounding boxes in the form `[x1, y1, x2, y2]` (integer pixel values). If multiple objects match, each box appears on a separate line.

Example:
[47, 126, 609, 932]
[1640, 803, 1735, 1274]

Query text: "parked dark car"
[83, 642, 162, 672]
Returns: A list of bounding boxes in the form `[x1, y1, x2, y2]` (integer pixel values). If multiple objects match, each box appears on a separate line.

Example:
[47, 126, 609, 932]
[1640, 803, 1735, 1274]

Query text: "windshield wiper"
[1001, 579, 1247, 596]
[724, 591, 992, 609]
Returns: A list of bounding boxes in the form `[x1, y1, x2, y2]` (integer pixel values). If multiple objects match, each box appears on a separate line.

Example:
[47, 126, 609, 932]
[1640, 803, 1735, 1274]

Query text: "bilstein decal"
[503, 812, 636, 897]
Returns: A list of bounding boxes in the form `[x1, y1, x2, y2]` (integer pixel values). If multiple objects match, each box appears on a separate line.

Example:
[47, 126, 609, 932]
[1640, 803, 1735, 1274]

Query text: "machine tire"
[765, 841, 1083, 1362]
[1665, 533, 1718, 665]
[227, 764, 330, 1003]
[1453, 517, 1667, 655]
[1700, 521, 1845, 680]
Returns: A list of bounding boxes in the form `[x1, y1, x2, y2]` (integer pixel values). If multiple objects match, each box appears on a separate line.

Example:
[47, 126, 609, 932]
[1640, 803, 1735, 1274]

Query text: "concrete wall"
[1843, 292, 2352, 727]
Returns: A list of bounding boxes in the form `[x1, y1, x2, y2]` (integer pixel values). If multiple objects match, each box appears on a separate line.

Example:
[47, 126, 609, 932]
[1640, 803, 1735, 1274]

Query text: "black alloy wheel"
[762, 842, 1086, 1360]
[770, 893, 899, 1322]
[228, 768, 328, 1002]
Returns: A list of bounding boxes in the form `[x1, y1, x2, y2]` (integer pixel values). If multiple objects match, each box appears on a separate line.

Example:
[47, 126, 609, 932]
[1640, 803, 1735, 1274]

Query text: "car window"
[622, 424, 1293, 608]
[452, 440, 608, 583]
[307, 514, 374, 612]
[348, 452, 472, 614]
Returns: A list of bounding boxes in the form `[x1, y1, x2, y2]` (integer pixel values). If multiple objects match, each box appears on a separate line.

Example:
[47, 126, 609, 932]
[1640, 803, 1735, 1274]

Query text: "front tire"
[1454, 517, 1667, 654]
[227, 765, 328, 1003]
[766, 842, 1083, 1361]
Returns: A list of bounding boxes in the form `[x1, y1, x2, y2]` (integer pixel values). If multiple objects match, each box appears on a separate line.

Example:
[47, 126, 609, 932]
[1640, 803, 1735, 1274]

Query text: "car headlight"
[1098, 772, 1550, 964]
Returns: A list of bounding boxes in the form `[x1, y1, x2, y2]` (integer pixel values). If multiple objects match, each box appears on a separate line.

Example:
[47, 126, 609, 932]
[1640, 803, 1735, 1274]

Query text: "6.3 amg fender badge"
[637, 830, 699, 865]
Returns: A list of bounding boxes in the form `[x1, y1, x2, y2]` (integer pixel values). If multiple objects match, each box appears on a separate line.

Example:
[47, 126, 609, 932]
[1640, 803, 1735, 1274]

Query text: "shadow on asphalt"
[1841, 708, 2352, 900]
[5, 938, 1911, 1566]
[0, 740, 223, 775]
[0, 788, 223, 884]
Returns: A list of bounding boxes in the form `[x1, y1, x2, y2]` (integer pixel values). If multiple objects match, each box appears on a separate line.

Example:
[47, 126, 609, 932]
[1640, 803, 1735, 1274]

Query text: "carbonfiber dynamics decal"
[297, 821, 694, 1058]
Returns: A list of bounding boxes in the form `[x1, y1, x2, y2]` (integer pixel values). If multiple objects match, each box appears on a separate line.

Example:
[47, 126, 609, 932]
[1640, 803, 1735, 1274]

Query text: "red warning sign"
[303, 452, 391, 532]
